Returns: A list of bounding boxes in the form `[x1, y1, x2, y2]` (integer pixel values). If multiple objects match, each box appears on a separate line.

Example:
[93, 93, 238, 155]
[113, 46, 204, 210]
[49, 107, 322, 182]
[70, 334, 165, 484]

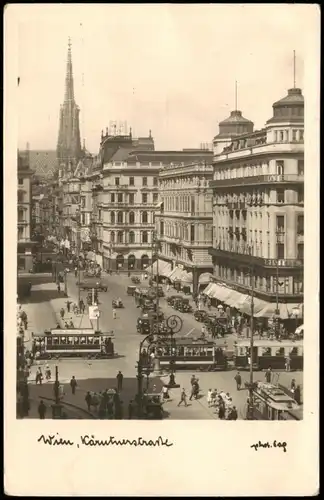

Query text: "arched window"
[111, 231, 115, 243]
[117, 231, 123, 243]
[117, 211, 123, 224]
[142, 211, 148, 224]
[110, 212, 115, 224]
[129, 231, 135, 244]
[142, 231, 148, 243]
[129, 211, 135, 224]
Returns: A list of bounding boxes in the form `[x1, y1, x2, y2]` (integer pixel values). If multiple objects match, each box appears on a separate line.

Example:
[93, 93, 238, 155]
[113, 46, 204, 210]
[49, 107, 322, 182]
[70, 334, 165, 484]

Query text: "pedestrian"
[45, 364, 51, 380]
[112, 308, 117, 320]
[38, 400, 47, 419]
[66, 300, 72, 313]
[234, 371, 242, 390]
[294, 385, 301, 405]
[85, 391, 92, 411]
[128, 400, 134, 419]
[285, 356, 291, 372]
[291, 378, 296, 393]
[228, 406, 238, 420]
[207, 389, 213, 407]
[177, 388, 188, 407]
[36, 367, 43, 385]
[60, 307, 65, 320]
[70, 376, 77, 395]
[218, 402, 225, 420]
[265, 367, 272, 384]
[57, 282, 61, 293]
[75, 266, 78, 278]
[24, 318, 28, 330]
[117, 371, 123, 392]
[69, 320, 74, 328]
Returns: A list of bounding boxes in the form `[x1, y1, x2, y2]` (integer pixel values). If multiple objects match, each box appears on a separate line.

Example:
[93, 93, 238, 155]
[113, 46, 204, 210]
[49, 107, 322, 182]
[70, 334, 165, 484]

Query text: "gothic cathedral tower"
[56, 38, 82, 169]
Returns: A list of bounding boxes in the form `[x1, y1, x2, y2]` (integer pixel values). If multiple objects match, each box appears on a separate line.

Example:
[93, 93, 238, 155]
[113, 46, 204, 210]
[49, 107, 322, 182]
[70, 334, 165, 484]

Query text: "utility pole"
[246, 247, 255, 420]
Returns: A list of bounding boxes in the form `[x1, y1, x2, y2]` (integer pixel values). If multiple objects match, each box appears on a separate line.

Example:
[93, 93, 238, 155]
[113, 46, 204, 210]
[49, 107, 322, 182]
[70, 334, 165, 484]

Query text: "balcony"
[227, 201, 248, 210]
[209, 244, 303, 268]
[210, 174, 304, 189]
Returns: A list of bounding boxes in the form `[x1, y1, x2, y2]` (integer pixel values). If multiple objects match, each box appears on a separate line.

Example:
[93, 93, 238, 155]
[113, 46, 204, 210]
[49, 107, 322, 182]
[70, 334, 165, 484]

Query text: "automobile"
[141, 299, 157, 312]
[131, 276, 140, 284]
[126, 285, 137, 296]
[112, 299, 124, 308]
[167, 295, 179, 306]
[176, 297, 193, 313]
[136, 316, 151, 335]
[194, 310, 209, 322]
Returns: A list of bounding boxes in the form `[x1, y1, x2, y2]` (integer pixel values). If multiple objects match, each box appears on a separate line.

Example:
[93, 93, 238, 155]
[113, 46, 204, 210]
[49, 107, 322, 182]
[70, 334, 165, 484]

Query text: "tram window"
[74, 337, 80, 344]
[87, 337, 93, 344]
[67, 337, 73, 345]
[61, 337, 67, 345]
[178, 346, 184, 356]
[238, 347, 245, 356]
[262, 348, 271, 356]
[93, 338, 99, 345]
[52, 337, 59, 345]
[80, 337, 86, 344]
[276, 347, 285, 356]
[47, 337, 52, 346]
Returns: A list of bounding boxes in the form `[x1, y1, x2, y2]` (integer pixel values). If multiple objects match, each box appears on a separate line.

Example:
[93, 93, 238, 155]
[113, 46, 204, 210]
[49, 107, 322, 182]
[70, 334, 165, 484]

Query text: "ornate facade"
[17, 152, 35, 271]
[209, 88, 304, 318]
[156, 157, 214, 294]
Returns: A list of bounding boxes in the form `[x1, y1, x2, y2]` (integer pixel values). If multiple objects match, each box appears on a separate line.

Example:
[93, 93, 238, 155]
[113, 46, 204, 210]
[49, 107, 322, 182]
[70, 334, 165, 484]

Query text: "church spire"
[64, 37, 75, 102]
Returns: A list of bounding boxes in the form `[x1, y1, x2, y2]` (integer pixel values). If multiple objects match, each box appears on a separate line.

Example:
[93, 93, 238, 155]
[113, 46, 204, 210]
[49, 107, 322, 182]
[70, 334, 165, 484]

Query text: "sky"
[8, 4, 316, 154]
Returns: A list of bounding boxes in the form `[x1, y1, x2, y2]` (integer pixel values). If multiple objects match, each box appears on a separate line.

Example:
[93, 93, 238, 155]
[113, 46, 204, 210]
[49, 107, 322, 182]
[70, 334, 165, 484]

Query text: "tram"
[234, 339, 303, 370]
[251, 382, 302, 420]
[32, 329, 115, 359]
[152, 337, 229, 371]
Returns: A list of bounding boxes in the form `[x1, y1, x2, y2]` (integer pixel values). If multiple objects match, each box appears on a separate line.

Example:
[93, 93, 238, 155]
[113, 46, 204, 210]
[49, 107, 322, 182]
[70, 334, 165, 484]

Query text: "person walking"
[218, 401, 226, 420]
[285, 356, 291, 372]
[265, 367, 272, 384]
[234, 371, 242, 390]
[38, 400, 47, 419]
[66, 300, 72, 313]
[60, 307, 65, 320]
[85, 391, 92, 411]
[36, 367, 43, 385]
[207, 389, 213, 408]
[228, 406, 238, 420]
[128, 400, 134, 419]
[290, 378, 296, 393]
[117, 371, 123, 392]
[112, 308, 117, 320]
[294, 385, 301, 405]
[177, 388, 188, 407]
[70, 376, 77, 395]
[75, 266, 78, 278]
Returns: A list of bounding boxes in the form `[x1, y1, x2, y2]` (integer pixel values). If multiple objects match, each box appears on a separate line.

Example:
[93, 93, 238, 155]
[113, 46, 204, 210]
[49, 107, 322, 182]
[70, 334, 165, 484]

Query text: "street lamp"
[52, 365, 63, 418]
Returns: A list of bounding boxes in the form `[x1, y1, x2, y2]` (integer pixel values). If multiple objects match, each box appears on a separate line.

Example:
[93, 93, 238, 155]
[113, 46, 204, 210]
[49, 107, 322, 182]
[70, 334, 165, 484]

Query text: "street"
[23, 272, 303, 420]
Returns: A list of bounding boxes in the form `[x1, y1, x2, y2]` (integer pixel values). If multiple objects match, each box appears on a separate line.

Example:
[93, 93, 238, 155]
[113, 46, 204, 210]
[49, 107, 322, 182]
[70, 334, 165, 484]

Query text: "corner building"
[156, 153, 214, 295]
[209, 88, 304, 320]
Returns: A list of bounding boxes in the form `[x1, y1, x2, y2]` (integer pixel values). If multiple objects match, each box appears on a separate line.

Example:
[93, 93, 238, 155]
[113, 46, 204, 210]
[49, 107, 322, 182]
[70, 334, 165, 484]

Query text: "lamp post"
[52, 365, 63, 418]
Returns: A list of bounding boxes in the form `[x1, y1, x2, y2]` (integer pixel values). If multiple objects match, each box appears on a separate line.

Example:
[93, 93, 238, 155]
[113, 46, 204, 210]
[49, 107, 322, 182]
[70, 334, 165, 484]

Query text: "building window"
[293, 276, 303, 294]
[117, 211, 123, 224]
[276, 243, 285, 259]
[18, 191, 24, 202]
[129, 177, 134, 186]
[111, 231, 115, 243]
[191, 198, 195, 214]
[18, 178, 23, 185]
[142, 177, 147, 186]
[115, 178, 120, 186]
[297, 188, 304, 203]
[18, 227, 24, 240]
[129, 231, 135, 244]
[142, 231, 148, 243]
[129, 211, 135, 224]
[292, 129, 297, 141]
[142, 211, 148, 224]
[297, 243, 304, 260]
[297, 215, 304, 235]
[129, 193, 134, 204]
[153, 193, 158, 204]
[117, 231, 123, 243]
[297, 160, 304, 176]
[117, 193, 123, 203]
[110, 212, 115, 224]
[153, 177, 158, 186]
[276, 215, 285, 232]
[277, 189, 285, 203]
[18, 209, 24, 222]
[142, 193, 148, 204]
[299, 130, 304, 141]
[111, 193, 115, 203]
[160, 221, 164, 236]
[276, 160, 284, 176]
[190, 224, 195, 243]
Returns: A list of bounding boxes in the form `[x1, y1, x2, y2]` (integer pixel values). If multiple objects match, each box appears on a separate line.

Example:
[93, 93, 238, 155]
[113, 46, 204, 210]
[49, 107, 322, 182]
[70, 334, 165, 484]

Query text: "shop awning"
[148, 259, 172, 276]
[168, 267, 183, 282]
[238, 296, 269, 316]
[180, 270, 193, 283]
[224, 289, 250, 308]
[202, 282, 214, 296]
[210, 283, 233, 301]
[199, 272, 213, 284]
[255, 302, 303, 319]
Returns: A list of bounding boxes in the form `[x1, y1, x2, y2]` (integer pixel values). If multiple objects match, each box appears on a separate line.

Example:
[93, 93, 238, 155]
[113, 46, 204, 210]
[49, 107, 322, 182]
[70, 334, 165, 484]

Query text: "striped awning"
[168, 267, 183, 282]
[238, 296, 269, 316]
[148, 259, 172, 276]
[211, 284, 233, 301]
[255, 302, 303, 319]
[180, 270, 193, 283]
[224, 289, 249, 308]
